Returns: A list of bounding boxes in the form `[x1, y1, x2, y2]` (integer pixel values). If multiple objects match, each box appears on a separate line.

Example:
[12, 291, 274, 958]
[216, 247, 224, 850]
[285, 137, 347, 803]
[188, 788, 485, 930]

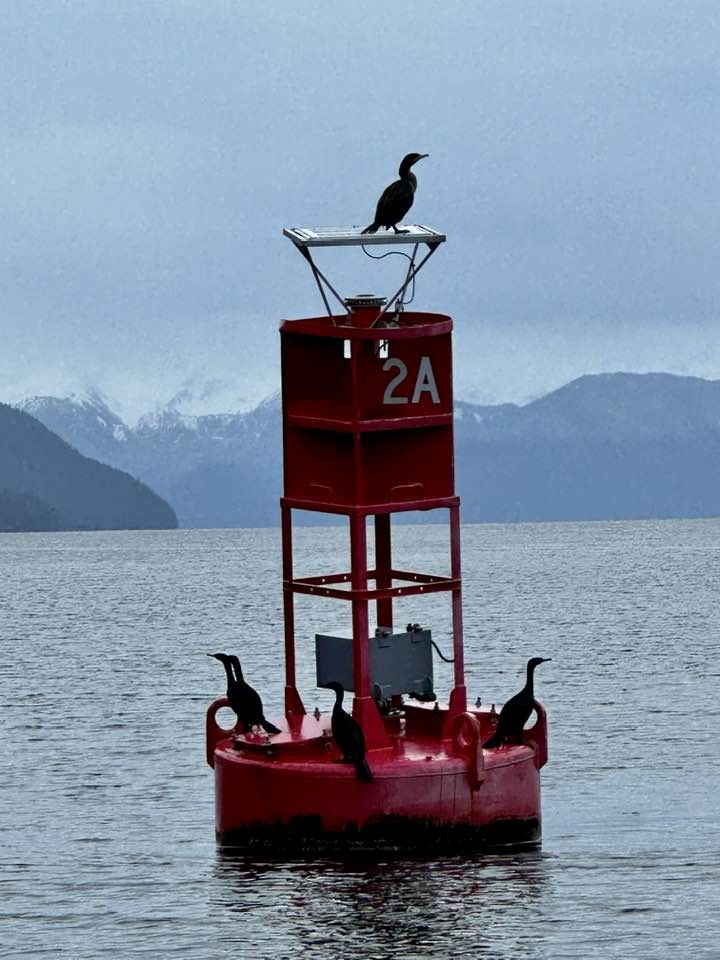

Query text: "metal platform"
[283, 224, 446, 321]
[283, 224, 446, 248]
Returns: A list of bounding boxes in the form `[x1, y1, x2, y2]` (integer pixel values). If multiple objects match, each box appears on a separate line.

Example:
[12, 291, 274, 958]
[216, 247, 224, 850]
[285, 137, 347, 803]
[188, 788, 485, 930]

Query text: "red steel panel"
[281, 311, 455, 511]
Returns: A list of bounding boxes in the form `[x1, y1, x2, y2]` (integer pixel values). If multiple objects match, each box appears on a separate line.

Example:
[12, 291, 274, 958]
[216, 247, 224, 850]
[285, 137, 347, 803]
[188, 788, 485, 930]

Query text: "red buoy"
[206, 225, 548, 851]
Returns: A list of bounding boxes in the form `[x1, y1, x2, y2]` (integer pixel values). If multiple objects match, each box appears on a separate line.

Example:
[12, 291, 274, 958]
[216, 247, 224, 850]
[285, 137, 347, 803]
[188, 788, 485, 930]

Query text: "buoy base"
[207, 697, 549, 856]
[216, 815, 541, 855]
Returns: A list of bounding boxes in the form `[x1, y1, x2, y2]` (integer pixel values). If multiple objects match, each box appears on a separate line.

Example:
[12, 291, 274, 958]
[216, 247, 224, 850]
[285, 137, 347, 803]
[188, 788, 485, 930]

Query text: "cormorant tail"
[261, 718, 281, 735]
[483, 731, 503, 749]
[361, 223, 379, 234]
[355, 757, 373, 782]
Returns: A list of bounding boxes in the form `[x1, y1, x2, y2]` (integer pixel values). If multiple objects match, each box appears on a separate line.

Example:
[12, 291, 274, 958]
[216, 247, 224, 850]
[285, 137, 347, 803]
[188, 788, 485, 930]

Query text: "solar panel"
[283, 224, 446, 248]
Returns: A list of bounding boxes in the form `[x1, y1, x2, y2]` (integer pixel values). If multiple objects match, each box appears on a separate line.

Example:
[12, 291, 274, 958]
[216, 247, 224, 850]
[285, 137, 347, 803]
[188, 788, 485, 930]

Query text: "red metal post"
[282, 504, 306, 720]
[444, 502, 467, 734]
[449, 503, 465, 688]
[350, 513, 388, 748]
[350, 514, 370, 697]
[374, 513, 393, 629]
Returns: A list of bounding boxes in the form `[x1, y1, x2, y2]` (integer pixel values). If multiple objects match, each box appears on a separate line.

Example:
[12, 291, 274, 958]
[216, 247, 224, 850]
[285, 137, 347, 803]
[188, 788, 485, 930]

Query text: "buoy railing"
[206, 697, 232, 768]
[524, 701, 548, 769]
[450, 712, 485, 790]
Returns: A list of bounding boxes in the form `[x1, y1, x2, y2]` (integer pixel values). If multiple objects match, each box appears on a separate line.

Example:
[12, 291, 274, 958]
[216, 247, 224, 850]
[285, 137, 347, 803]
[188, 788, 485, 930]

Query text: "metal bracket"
[374, 242, 441, 325]
[283, 225, 446, 321]
[298, 247, 350, 323]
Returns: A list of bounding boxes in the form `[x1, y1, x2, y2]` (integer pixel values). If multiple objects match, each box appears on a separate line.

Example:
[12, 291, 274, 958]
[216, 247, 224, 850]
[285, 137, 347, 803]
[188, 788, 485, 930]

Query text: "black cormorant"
[482, 657, 551, 749]
[208, 652, 281, 735]
[362, 153, 428, 234]
[324, 681, 373, 782]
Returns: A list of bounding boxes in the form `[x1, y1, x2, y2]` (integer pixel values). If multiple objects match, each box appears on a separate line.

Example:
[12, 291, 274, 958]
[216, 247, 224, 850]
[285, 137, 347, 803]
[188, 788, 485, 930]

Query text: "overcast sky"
[1, 1, 719, 420]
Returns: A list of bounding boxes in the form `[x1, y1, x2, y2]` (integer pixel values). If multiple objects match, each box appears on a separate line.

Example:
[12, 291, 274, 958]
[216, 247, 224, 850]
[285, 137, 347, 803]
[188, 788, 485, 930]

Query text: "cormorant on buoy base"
[362, 153, 428, 234]
[324, 681, 373, 782]
[482, 657, 551, 749]
[208, 652, 281, 735]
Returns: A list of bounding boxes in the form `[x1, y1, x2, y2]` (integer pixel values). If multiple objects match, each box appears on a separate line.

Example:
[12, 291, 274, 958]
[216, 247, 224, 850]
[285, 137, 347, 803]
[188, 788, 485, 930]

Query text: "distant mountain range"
[453, 373, 720, 522]
[13, 372, 720, 527]
[0, 402, 177, 532]
[17, 391, 281, 527]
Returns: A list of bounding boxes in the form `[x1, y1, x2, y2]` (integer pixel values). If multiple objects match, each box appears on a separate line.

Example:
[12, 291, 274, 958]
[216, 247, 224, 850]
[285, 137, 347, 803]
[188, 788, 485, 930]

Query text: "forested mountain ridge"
[0, 402, 177, 532]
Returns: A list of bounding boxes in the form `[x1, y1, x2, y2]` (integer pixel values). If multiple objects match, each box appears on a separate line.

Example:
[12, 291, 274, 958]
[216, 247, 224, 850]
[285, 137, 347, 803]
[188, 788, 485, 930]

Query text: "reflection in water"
[212, 848, 551, 958]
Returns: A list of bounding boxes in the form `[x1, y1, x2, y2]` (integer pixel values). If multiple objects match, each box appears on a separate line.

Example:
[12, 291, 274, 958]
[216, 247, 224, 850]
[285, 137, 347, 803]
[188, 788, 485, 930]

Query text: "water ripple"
[1, 521, 719, 958]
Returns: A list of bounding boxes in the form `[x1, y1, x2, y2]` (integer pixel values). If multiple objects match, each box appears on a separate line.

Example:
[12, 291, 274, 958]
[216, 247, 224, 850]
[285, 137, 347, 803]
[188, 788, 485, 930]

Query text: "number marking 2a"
[382, 356, 441, 405]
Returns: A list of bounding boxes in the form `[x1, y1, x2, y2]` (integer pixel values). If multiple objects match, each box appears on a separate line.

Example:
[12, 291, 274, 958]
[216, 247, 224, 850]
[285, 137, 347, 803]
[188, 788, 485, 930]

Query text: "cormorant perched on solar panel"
[324, 681, 373, 782]
[362, 152, 429, 234]
[208, 652, 281, 735]
[483, 657, 551, 749]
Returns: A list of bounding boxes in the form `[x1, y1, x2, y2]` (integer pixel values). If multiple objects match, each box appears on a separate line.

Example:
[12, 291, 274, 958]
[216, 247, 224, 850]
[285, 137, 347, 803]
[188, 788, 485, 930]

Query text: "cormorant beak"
[541, 658, 552, 663]
[417, 153, 429, 161]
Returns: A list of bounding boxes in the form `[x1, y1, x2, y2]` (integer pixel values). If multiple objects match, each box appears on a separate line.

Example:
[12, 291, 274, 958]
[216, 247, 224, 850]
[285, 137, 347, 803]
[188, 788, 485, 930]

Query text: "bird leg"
[392, 225, 410, 234]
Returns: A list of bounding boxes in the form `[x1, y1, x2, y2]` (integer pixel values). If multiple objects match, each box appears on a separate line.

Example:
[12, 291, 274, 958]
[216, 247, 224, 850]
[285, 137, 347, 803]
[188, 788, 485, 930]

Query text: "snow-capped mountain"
[4, 367, 277, 427]
[160, 373, 270, 419]
[17, 391, 134, 465]
[14, 387, 282, 527]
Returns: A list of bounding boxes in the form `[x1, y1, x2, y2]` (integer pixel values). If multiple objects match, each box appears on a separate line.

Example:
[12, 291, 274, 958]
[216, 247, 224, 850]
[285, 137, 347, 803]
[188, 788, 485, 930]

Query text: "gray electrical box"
[316, 628, 434, 700]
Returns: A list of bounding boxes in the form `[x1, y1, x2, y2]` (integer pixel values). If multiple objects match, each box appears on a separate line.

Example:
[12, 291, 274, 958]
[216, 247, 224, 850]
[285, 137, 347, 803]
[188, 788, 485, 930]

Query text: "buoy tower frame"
[280, 225, 464, 746]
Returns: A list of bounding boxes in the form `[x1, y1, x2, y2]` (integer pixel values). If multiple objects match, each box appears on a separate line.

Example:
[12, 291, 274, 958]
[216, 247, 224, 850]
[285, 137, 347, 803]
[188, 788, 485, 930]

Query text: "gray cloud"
[1, 1, 719, 417]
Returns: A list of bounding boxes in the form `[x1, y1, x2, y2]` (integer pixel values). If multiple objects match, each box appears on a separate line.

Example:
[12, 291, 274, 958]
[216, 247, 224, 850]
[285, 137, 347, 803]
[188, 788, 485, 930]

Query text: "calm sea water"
[2, 520, 719, 959]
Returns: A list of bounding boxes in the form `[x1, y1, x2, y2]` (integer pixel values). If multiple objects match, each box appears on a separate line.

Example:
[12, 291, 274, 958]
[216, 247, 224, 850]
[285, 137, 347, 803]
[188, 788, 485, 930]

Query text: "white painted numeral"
[412, 356, 440, 404]
[382, 358, 409, 404]
[382, 356, 441, 405]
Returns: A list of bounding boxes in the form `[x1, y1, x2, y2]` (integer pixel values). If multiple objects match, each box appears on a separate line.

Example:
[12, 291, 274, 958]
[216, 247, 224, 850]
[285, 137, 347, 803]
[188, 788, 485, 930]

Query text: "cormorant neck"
[333, 687, 344, 707]
[230, 656, 244, 684]
[398, 158, 415, 179]
[525, 662, 537, 693]
[219, 658, 235, 689]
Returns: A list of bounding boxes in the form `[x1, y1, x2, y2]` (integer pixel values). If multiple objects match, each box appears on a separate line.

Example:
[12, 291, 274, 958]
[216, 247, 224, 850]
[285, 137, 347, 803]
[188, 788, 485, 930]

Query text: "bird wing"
[231, 681, 264, 725]
[497, 689, 523, 720]
[495, 689, 534, 740]
[374, 179, 415, 226]
[246, 685, 264, 721]
[332, 707, 366, 760]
